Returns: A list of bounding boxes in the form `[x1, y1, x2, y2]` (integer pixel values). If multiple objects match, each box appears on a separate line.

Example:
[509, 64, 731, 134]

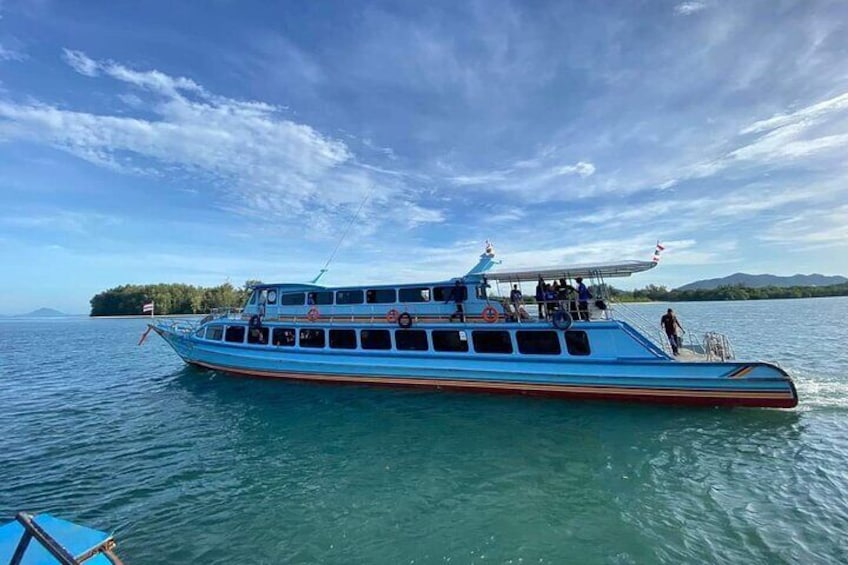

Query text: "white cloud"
[674, 2, 707, 16]
[740, 92, 848, 135]
[61, 49, 99, 76]
[446, 153, 596, 195]
[0, 50, 444, 234]
[551, 161, 595, 178]
[758, 205, 848, 248]
[0, 42, 24, 61]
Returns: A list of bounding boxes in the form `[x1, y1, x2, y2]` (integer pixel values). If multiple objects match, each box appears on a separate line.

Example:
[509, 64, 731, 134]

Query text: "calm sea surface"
[1, 298, 847, 564]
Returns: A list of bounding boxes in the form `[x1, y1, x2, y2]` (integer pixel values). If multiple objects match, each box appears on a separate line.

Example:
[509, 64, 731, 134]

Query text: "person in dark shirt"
[535, 279, 546, 320]
[510, 284, 523, 306]
[575, 277, 592, 321]
[544, 284, 556, 319]
[448, 279, 466, 322]
[660, 308, 684, 355]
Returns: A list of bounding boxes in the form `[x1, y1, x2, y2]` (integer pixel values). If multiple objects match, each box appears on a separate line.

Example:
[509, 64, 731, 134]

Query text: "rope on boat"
[312, 186, 374, 283]
[137, 326, 153, 346]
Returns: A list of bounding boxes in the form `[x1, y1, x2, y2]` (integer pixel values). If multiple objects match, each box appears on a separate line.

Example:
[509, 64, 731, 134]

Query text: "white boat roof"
[487, 260, 657, 281]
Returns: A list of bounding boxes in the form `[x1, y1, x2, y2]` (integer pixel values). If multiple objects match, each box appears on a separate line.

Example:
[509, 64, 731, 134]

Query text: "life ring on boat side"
[306, 307, 320, 322]
[481, 305, 499, 323]
[249, 314, 262, 330]
[552, 310, 573, 330]
[397, 312, 413, 329]
[386, 309, 400, 323]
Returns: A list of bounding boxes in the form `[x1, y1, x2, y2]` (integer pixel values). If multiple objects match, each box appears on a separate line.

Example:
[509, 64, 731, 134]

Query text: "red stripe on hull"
[187, 361, 798, 409]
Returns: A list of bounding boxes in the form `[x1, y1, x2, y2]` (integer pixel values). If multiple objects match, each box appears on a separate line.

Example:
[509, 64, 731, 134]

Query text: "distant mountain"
[16, 307, 69, 317]
[678, 273, 848, 291]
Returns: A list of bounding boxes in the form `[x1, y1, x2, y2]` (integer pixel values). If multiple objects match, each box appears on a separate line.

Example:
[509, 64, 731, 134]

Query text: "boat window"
[361, 329, 392, 350]
[205, 325, 224, 341]
[299, 328, 325, 348]
[259, 289, 268, 304]
[516, 331, 561, 355]
[266, 289, 277, 305]
[433, 285, 467, 302]
[247, 327, 269, 345]
[249, 291, 258, 305]
[366, 288, 397, 304]
[225, 326, 246, 343]
[329, 329, 357, 349]
[398, 287, 430, 303]
[472, 330, 513, 354]
[476, 285, 488, 300]
[432, 330, 470, 352]
[395, 329, 429, 351]
[565, 330, 591, 356]
[307, 291, 334, 305]
[280, 292, 305, 306]
[272, 327, 296, 346]
[336, 290, 364, 305]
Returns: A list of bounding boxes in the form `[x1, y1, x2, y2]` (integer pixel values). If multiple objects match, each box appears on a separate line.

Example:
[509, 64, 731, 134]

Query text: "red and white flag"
[652, 241, 664, 263]
[142, 302, 155, 314]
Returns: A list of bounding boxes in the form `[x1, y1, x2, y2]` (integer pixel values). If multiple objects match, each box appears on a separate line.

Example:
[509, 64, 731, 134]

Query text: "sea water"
[1, 298, 847, 564]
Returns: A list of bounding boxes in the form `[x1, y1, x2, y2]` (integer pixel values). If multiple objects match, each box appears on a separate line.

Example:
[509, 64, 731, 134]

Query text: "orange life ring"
[306, 307, 320, 322]
[386, 309, 400, 323]
[481, 305, 499, 323]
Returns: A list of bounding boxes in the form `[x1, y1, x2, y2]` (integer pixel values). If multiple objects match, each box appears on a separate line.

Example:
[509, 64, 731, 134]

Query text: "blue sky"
[1, 0, 847, 314]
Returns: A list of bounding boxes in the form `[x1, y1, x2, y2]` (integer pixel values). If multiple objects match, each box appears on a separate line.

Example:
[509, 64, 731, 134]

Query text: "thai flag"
[142, 302, 154, 313]
[652, 241, 664, 263]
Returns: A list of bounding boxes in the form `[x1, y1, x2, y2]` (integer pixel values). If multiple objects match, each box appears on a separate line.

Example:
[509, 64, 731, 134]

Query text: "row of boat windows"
[251, 286, 470, 307]
[201, 325, 591, 356]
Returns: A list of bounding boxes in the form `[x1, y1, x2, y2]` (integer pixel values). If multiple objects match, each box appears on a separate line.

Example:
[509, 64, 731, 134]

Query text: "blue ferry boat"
[149, 247, 798, 408]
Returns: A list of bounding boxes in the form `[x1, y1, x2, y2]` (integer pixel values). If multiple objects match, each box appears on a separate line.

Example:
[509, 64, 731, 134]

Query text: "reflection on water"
[1, 299, 847, 564]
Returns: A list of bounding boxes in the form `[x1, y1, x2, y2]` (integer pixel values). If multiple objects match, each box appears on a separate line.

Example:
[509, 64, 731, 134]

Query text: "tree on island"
[90, 281, 260, 316]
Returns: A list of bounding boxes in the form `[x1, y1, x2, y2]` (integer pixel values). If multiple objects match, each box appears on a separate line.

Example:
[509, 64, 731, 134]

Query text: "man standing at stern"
[661, 308, 684, 356]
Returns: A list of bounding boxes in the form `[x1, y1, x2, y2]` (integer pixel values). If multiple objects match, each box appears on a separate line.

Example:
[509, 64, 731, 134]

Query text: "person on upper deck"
[558, 279, 577, 318]
[535, 278, 546, 320]
[544, 283, 557, 319]
[510, 284, 523, 306]
[575, 277, 592, 321]
[661, 308, 684, 356]
[448, 279, 466, 323]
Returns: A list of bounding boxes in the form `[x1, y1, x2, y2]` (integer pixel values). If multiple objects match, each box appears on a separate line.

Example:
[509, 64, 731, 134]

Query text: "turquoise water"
[1, 298, 847, 563]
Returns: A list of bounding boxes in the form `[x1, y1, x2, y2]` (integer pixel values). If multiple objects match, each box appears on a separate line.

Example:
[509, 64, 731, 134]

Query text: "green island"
[89, 281, 260, 316]
[89, 280, 848, 316]
[605, 282, 848, 302]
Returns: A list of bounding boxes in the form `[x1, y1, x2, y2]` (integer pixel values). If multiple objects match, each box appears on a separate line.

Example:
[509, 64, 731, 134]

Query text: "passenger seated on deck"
[502, 300, 518, 322]
[249, 327, 266, 344]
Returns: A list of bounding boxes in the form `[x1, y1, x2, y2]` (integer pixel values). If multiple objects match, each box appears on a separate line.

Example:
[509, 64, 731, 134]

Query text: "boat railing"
[606, 300, 673, 355]
[701, 331, 735, 361]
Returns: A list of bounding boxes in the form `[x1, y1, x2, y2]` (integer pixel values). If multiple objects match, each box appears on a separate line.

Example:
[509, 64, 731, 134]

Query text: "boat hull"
[187, 359, 798, 408]
[152, 326, 798, 408]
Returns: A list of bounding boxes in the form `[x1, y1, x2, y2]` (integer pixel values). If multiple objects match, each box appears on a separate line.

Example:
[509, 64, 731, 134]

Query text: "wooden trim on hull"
[188, 361, 798, 408]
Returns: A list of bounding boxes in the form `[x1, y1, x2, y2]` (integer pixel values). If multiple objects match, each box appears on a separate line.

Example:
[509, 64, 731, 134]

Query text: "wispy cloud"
[674, 2, 707, 16]
[0, 42, 24, 61]
[759, 205, 848, 248]
[0, 49, 444, 235]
